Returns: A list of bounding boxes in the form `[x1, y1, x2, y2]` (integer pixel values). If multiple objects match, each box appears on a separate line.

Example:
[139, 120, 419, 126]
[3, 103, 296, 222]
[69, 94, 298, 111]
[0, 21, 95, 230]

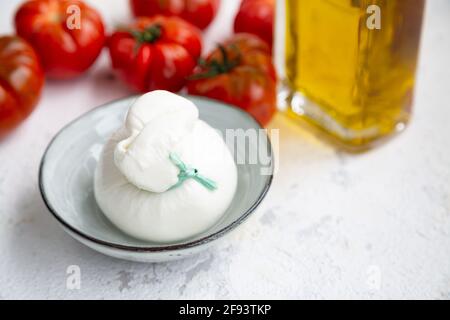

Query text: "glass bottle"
[275, 0, 426, 151]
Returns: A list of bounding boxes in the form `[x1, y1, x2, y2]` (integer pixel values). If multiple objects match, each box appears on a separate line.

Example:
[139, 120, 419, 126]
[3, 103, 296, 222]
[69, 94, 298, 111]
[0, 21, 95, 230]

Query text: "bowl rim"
[38, 94, 274, 253]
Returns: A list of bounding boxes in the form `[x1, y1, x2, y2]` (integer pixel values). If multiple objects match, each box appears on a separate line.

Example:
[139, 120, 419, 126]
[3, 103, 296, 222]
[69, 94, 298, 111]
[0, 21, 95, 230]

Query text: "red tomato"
[0, 36, 44, 138]
[187, 33, 276, 126]
[234, 0, 274, 48]
[108, 16, 202, 93]
[130, 0, 220, 30]
[15, 0, 105, 79]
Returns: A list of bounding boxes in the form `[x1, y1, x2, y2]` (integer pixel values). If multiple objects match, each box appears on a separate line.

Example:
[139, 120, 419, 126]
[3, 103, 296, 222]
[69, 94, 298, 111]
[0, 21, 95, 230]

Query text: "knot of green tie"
[169, 153, 217, 191]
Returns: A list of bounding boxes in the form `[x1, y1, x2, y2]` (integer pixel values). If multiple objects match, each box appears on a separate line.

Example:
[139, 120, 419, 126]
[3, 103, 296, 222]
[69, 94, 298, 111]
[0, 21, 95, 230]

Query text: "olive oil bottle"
[275, 0, 425, 150]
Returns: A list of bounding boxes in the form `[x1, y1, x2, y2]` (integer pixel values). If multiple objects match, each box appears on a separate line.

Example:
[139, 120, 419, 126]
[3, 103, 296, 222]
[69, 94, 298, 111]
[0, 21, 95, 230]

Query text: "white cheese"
[94, 91, 238, 243]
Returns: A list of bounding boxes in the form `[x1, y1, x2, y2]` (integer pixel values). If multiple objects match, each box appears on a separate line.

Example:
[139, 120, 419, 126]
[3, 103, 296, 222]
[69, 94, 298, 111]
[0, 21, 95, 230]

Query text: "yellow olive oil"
[277, 0, 425, 150]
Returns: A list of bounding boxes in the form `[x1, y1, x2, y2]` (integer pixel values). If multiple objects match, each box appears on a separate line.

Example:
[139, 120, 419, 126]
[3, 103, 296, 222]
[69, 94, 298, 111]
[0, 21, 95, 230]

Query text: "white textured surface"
[1, 0, 449, 300]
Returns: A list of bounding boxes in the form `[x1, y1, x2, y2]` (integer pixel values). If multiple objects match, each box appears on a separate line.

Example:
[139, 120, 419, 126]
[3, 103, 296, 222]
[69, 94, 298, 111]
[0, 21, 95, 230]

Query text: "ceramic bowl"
[39, 95, 274, 263]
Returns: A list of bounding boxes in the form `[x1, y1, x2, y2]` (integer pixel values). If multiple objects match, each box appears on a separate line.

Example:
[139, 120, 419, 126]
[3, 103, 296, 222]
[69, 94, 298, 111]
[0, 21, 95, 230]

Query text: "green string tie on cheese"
[169, 153, 218, 191]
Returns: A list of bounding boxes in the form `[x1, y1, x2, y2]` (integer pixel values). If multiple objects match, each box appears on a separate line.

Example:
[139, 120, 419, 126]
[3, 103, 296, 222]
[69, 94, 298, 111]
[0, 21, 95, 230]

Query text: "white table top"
[1, 0, 449, 299]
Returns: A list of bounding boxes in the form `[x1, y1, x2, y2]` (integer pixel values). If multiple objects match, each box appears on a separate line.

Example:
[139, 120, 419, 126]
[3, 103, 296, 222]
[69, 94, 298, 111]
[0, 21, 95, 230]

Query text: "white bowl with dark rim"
[39, 95, 273, 263]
